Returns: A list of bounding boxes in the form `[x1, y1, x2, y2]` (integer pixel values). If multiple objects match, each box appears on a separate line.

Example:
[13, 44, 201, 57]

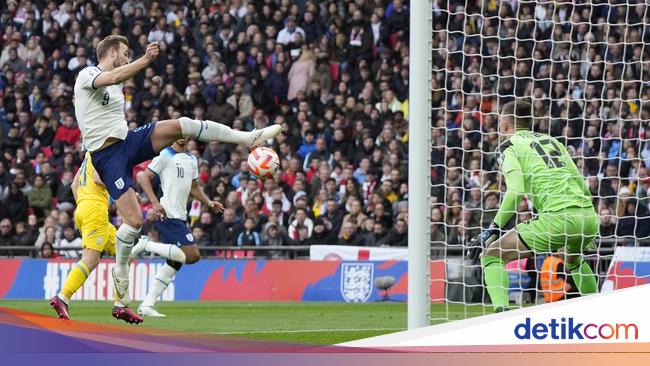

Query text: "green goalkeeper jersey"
[492, 130, 594, 228]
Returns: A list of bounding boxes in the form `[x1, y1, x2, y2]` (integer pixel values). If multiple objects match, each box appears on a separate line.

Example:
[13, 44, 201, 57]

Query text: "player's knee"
[564, 252, 581, 268]
[483, 246, 501, 259]
[178, 116, 198, 138]
[165, 259, 183, 271]
[81, 254, 100, 271]
[122, 215, 142, 230]
[81, 247, 101, 266]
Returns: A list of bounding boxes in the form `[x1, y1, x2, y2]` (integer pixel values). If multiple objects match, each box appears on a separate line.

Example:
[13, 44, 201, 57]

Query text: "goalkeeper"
[467, 100, 599, 312]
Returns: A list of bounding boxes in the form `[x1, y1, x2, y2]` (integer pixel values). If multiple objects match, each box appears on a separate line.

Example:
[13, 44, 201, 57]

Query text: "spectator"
[297, 130, 317, 159]
[368, 221, 388, 247]
[26, 214, 40, 241]
[337, 221, 366, 246]
[192, 227, 211, 247]
[13, 221, 36, 252]
[353, 158, 371, 185]
[55, 171, 75, 212]
[306, 218, 335, 245]
[599, 206, 616, 240]
[214, 208, 242, 246]
[227, 83, 254, 122]
[34, 118, 55, 147]
[53, 115, 80, 146]
[348, 21, 373, 63]
[303, 138, 332, 172]
[0, 162, 10, 197]
[206, 92, 236, 127]
[288, 207, 313, 240]
[287, 47, 314, 101]
[262, 223, 294, 258]
[430, 207, 446, 246]
[481, 192, 499, 227]
[28, 174, 52, 218]
[265, 61, 289, 102]
[0, 218, 14, 256]
[342, 198, 368, 228]
[40, 242, 59, 259]
[243, 198, 268, 232]
[617, 198, 650, 240]
[301, 11, 324, 44]
[58, 225, 81, 259]
[369, 202, 393, 229]
[324, 198, 345, 234]
[2, 183, 29, 223]
[236, 217, 261, 246]
[377, 218, 408, 247]
[276, 15, 305, 46]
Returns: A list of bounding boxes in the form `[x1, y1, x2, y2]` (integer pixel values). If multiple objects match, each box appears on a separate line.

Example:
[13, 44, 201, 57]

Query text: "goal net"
[429, 0, 650, 323]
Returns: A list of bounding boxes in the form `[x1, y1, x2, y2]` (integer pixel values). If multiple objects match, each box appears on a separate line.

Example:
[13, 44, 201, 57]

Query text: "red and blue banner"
[0, 259, 445, 303]
[601, 247, 650, 292]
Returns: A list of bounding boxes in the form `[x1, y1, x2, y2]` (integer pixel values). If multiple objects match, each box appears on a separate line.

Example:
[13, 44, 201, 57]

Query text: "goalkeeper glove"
[466, 223, 502, 262]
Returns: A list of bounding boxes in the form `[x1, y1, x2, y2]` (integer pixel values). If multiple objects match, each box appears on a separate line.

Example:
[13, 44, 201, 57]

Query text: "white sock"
[179, 117, 250, 145]
[145, 240, 186, 263]
[115, 223, 140, 279]
[141, 263, 177, 307]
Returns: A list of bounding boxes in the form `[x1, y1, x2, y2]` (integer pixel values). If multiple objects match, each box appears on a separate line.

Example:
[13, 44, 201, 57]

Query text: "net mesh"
[430, 0, 650, 322]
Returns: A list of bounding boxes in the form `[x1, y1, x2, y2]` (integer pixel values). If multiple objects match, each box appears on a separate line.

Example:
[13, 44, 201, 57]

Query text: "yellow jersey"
[74, 152, 116, 255]
[77, 152, 110, 207]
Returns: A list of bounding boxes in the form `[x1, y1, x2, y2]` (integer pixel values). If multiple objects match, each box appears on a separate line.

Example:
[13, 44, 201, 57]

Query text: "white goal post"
[407, 0, 433, 329]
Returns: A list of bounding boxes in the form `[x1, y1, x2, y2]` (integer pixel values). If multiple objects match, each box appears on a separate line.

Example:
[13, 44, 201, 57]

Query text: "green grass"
[0, 300, 492, 344]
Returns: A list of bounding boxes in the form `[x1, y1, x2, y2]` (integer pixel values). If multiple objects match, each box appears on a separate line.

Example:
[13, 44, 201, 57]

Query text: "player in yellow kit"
[48, 153, 143, 324]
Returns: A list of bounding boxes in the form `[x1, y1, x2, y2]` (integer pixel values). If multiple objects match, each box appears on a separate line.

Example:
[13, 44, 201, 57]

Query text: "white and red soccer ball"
[247, 147, 280, 178]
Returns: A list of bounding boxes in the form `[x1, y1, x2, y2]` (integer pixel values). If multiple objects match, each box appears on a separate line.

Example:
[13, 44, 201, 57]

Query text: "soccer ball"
[247, 146, 280, 178]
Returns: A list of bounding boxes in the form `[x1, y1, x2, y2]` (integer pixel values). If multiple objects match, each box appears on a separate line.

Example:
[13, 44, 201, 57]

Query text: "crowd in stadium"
[431, 0, 650, 252]
[2, 0, 650, 260]
[0, 0, 412, 258]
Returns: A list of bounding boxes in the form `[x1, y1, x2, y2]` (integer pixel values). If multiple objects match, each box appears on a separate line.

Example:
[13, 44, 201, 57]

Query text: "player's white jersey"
[147, 147, 198, 220]
[74, 66, 128, 151]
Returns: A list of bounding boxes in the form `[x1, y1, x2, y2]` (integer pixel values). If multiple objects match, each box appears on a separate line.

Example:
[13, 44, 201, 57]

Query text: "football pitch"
[0, 300, 492, 344]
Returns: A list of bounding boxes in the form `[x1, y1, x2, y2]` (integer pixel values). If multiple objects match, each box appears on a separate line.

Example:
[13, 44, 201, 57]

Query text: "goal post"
[407, 0, 432, 330]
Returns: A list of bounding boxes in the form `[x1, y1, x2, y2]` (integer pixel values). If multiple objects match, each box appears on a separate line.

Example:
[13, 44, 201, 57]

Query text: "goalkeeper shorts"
[516, 207, 599, 254]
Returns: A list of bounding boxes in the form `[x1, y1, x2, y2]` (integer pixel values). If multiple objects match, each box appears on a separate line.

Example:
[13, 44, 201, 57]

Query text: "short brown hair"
[501, 100, 532, 130]
[96, 35, 129, 60]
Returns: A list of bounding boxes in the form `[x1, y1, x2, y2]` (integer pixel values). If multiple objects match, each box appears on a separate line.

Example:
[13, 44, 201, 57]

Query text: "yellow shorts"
[74, 202, 116, 256]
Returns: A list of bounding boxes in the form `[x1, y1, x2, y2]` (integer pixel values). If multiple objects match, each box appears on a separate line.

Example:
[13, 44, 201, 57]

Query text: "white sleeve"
[77, 66, 102, 90]
[147, 156, 166, 175]
[192, 158, 199, 180]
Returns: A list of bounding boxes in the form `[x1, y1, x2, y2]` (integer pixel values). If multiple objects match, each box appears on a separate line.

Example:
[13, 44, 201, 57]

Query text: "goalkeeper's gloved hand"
[466, 223, 502, 263]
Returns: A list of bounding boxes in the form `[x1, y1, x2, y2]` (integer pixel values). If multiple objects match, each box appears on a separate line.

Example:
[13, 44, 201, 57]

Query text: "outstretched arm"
[93, 43, 159, 88]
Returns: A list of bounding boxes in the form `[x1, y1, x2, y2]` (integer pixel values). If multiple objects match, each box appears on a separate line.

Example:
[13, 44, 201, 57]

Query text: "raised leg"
[150, 118, 281, 153]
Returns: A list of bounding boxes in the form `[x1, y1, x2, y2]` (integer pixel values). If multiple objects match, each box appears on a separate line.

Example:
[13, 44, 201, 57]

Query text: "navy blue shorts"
[91, 123, 157, 199]
[154, 218, 194, 246]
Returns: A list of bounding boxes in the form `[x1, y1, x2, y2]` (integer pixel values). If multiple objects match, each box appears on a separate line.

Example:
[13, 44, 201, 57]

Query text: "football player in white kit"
[131, 137, 223, 317]
[74, 35, 279, 322]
